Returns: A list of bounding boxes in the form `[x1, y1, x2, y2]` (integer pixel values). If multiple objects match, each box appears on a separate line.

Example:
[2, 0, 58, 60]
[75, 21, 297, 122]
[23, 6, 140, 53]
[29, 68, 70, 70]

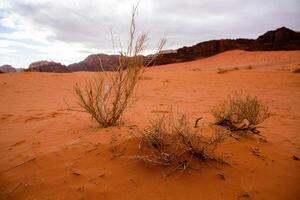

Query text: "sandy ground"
[0, 50, 300, 200]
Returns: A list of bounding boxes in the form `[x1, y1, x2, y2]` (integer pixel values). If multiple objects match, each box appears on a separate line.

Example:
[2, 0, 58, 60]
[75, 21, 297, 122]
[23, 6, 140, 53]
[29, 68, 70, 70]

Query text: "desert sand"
[0, 50, 300, 200]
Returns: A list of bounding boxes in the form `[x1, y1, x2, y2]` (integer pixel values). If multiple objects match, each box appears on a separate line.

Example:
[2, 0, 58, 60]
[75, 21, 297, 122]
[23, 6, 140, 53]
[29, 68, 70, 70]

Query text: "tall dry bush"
[74, 6, 166, 127]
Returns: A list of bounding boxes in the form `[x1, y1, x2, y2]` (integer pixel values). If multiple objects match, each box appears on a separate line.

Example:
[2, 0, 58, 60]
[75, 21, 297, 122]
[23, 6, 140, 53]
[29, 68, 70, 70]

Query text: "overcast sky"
[0, 0, 299, 68]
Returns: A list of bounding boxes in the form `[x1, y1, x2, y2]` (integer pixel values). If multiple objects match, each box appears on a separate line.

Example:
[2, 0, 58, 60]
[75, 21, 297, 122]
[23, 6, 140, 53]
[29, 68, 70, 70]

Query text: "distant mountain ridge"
[0, 65, 17, 73]
[1, 27, 299, 73]
[68, 54, 119, 72]
[26, 61, 69, 73]
[153, 27, 300, 65]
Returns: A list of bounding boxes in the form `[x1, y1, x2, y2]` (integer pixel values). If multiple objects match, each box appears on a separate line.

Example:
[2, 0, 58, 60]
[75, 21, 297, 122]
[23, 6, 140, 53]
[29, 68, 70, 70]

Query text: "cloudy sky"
[0, 0, 299, 68]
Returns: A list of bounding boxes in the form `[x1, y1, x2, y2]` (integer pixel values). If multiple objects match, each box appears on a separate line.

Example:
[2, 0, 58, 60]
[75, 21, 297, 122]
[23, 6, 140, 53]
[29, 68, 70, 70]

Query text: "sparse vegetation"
[73, 7, 166, 127]
[246, 65, 253, 70]
[217, 67, 239, 74]
[212, 93, 271, 134]
[192, 68, 201, 71]
[217, 68, 229, 74]
[132, 111, 226, 175]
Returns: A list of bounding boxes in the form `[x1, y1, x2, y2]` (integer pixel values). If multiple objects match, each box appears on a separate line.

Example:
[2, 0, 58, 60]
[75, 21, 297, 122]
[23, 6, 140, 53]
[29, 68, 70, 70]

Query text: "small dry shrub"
[217, 67, 239, 74]
[246, 65, 253, 70]
[293, 67, 300, 73]
[192, 68, 201, 71]
[73, 7, 166, 127]
[132, 111, 225, 174]
[217, 68, 229, 74]
[212, 94, 271, 133]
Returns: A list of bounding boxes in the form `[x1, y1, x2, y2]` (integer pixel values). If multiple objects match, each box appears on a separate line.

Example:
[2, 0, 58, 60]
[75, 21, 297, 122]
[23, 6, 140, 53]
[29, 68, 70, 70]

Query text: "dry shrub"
[217, 67, 239, 74]
[192, 68, 201, 71]
[73, 6, 166, 127]
[132, 111, 225, 174]
[293, 67, 300, 73]
[217, 68, 229, 74]
[246, 65, 253, 70]
[212, 94, 271, 134]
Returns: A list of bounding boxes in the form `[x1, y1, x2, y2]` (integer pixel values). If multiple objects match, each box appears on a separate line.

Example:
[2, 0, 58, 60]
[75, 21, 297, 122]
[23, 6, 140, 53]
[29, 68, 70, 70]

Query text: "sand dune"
[0, 50, 300, 199]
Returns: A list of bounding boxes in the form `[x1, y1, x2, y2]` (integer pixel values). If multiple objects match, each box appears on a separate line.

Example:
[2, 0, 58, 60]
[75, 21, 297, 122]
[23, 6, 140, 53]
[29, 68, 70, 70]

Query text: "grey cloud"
[4, 0, 300, 52]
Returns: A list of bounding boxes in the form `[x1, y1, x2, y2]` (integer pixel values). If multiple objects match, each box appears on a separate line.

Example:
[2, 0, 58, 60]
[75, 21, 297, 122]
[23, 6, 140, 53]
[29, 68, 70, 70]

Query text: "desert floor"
[0, 50, 300, 200]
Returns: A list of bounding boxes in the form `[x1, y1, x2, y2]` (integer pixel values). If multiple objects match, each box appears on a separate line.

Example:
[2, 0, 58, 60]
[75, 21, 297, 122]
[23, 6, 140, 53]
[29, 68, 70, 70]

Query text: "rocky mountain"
[0, 65, 17, 73]
[254, 27, 300, 50]
[27, 61, 69, 72]
[153, 39, 254, 65]
[153, 27, 300, 65]
[68, 54, 120, 71]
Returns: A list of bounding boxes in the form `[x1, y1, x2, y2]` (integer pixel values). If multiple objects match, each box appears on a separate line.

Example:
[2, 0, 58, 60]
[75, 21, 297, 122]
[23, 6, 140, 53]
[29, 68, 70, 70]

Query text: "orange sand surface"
[0, 50, 300, 199]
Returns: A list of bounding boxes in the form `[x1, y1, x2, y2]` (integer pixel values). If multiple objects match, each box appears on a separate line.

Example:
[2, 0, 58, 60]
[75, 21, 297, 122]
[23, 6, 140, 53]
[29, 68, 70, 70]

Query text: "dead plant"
[217, 68, 229, 74]
[212, 93, 271, 134]
[73, 6, 166, 127]
[246, 65, 253, 70]
[292, 67, 300, 73]
[217, 67, 239, 74]
[132, 111, 225, 175]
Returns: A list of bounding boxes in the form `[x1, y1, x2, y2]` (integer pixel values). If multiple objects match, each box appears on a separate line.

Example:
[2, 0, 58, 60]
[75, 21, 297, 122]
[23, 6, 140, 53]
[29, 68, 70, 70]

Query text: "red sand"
[0, 50, 300, 199]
